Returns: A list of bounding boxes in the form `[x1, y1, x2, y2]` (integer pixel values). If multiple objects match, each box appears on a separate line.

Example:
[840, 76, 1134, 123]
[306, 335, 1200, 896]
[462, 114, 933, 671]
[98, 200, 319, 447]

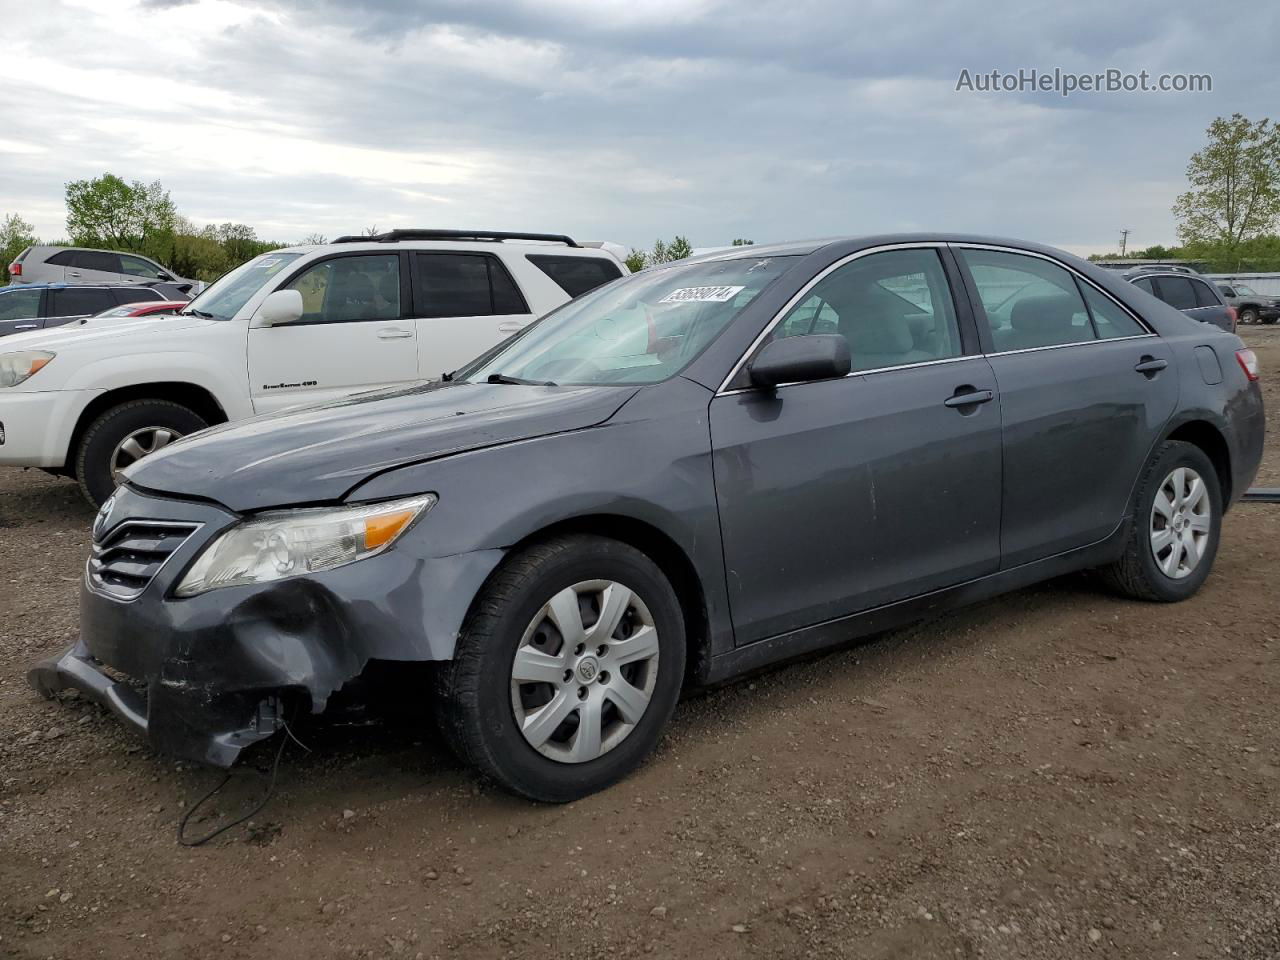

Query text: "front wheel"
[1239, 307, 1259, 325]
[435, 535, 685, 802]
[1100, 440, 1222, 602]
[74, 400, 207, 508]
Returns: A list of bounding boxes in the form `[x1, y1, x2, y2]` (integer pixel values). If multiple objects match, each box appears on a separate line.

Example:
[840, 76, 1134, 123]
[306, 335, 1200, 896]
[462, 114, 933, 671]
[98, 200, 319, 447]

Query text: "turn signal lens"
[1236, 348, 1259, 382]
[363, 507, 420, 550]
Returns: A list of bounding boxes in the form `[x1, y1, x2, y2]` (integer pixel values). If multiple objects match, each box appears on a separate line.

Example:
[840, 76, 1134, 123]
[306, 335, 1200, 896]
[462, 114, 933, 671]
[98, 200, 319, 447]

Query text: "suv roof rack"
[332, 229, 580, 247]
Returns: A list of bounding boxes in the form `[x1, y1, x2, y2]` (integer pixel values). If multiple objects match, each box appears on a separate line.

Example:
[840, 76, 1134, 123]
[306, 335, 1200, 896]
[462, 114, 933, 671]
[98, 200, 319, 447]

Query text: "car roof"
[0, 282, 155, 292]
[679, 232, 1094, 266]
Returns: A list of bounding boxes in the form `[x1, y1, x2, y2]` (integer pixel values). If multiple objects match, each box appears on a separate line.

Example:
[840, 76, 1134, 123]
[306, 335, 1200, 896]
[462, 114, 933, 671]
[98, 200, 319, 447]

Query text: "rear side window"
[526, 255, 623, 298]
[1153, 276, 1198, 310]
[1080, 285, 1146, 339]
[0, 288, 42, 321]
[959, 249, 1095, 351]
[112, 287, 162, 305]
[1132, 277, 1155, 294]
[1191, 279, 1220, 308]
[410, 253, 530, 318]
[50, 288, 115, 317]
[46, 250, 78, 266]
[284, 254, 401, 323]
[72, 250, 122, 272]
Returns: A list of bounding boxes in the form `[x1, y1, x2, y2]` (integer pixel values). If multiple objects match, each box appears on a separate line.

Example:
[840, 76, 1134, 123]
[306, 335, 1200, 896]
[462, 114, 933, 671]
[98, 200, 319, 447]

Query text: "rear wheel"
[1100, 440, 1221, 602]
[435, 535, 685, 802]
[75, 400, 207, 508]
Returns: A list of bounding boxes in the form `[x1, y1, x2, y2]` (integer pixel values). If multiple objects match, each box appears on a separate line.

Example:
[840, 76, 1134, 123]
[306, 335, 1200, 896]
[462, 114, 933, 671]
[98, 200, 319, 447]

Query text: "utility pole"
[1119, 229, 1130, 257]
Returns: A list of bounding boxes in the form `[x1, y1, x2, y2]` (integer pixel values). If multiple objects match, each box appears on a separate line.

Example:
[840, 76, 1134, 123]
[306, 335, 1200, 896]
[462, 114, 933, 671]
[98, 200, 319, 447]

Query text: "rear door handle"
[377, 327, 413, 340]
[943, 387, 994, 408]
[1134, 357, 1168, 375]
[497, 321, 524, 333]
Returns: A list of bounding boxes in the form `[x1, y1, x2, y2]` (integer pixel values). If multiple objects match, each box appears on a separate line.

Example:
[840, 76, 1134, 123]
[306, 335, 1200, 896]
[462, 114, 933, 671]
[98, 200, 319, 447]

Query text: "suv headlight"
[175, 494, 436, 597]
[0, 351, 55, 388]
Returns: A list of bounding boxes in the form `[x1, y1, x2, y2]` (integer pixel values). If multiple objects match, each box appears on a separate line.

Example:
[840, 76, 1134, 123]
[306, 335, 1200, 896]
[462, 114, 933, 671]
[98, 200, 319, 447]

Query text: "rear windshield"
[183, 252, 302, 321]
[461, 255, 797, 386]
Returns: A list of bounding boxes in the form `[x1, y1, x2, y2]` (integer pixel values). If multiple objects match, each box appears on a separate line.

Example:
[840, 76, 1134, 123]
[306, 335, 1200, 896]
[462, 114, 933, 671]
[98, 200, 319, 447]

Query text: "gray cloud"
[2, 0, 1277, 252]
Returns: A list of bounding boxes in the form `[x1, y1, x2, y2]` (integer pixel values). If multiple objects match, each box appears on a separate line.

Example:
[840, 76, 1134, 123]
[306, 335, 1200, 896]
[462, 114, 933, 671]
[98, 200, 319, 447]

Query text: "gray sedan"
[31, 234, 1265, 802]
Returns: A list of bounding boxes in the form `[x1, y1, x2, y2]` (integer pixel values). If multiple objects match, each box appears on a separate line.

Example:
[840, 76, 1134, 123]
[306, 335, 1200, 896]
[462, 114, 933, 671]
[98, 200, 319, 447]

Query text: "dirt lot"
[2, 330, 1278, 960]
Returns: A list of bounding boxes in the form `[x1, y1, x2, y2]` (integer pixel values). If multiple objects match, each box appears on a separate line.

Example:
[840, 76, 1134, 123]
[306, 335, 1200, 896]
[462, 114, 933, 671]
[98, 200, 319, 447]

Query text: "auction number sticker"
[658, 285, 745, 304]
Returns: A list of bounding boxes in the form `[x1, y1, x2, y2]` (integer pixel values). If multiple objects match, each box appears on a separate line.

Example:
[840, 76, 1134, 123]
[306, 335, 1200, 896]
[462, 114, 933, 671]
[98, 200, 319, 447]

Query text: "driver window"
[774, 248, 962, 372]
[285, 255, 401, 323]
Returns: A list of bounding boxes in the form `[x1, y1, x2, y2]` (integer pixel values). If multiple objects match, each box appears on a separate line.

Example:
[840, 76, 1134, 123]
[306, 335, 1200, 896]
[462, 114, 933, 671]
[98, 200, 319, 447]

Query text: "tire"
[75, 400, 207, 508]
[1099, 440, 1222, 602]
[1239, 308, 1259, 325]
[435, 534, 686, 802]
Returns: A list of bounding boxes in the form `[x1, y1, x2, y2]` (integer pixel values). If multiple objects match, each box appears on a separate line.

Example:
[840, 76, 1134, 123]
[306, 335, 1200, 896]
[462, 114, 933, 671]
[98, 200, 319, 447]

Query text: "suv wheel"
[1239, 307, 1259, 325]
[1100, 440, 1222, 602]
[436, 534, 685, 802]
[75, 400, 207, 508]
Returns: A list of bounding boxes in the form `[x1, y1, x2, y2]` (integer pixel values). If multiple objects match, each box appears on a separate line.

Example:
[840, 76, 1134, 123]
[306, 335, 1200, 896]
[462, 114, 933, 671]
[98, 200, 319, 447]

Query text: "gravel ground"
[1, 328, 1278, 960]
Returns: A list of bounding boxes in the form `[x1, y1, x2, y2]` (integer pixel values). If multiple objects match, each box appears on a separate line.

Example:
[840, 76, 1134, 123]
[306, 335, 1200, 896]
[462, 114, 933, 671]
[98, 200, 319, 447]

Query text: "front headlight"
[0, 351, 55, 388]
[175, 494, 436, 597]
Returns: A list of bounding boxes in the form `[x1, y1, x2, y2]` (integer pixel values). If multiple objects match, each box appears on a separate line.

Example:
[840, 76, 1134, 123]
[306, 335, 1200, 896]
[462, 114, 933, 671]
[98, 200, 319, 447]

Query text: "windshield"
[1235, 284, 1257, 295]
[182, 252, 302, 321]
[462, 255, 797, 386]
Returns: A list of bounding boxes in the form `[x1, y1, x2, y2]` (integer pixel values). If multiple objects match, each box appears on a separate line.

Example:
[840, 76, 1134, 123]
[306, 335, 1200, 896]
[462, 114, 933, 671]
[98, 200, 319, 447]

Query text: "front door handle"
[497, 321, 524, 333]
[377, 327, 413, 340]
[1134, 356, 1168, 376]
[943, 387, 995, 409]
[67, 271, 82, 278]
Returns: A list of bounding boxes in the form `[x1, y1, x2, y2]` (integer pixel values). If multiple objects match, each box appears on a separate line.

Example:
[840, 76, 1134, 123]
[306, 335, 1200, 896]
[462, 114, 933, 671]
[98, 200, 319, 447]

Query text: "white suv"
[0, 230, 625, 506]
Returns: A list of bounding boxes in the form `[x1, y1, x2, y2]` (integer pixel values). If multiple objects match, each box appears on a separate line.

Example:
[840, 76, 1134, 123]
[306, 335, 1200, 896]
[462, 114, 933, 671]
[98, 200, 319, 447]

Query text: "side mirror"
[256, 289, 304, 326]
[748, 334, 851, 390]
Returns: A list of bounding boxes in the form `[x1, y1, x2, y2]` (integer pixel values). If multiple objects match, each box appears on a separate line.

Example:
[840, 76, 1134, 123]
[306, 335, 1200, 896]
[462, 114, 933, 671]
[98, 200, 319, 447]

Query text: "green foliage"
[637, 235, 696, 270]
[667, 235, 693, 261]
[731, 238, 754, 246]
[65, 173, 178, 252]
[1173, 114, 1280, 250]
[1087, 237, 1280, 272]
[624, 248, 647, 273]
[0, 213, 37, 284]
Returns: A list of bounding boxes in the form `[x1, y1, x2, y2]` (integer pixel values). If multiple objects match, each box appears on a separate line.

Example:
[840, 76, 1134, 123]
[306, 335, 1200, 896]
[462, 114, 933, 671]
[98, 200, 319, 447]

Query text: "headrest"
[1010, 294, 1077, 334]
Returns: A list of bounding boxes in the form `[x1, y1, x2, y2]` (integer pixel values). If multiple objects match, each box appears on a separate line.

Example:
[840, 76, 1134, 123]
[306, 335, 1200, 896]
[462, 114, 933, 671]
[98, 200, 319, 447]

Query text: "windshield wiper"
[183, 307, 214, 319]
[486, 373, 557, 386]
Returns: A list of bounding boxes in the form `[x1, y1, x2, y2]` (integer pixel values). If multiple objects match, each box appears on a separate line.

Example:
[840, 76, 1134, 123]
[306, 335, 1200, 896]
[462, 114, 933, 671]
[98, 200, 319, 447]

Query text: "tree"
[650, 238, 669, 264]
[1173, 114, 1280, 251]
[667, 235, 693, 261]
[0, 213, 37, 283]
[731, 238, 754, 246]
[624, 248, 647, 273]
[301, 232, 327, 245]
[65, 174, 177, 251]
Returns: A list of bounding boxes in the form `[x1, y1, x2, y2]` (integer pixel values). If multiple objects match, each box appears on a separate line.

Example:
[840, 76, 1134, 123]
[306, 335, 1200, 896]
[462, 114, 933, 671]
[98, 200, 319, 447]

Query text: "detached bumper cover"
[28, 642, 282, 766]
[26, 483, 505, 768]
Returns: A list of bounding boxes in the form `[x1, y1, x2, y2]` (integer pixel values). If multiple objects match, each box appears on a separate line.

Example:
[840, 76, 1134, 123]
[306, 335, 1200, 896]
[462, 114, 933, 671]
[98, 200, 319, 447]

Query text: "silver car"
[8, 245, 199, 294]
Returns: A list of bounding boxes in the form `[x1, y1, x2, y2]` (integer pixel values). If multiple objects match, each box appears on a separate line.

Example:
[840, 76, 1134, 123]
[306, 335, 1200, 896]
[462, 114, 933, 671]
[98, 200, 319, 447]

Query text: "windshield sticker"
[658, 285, 745, 304]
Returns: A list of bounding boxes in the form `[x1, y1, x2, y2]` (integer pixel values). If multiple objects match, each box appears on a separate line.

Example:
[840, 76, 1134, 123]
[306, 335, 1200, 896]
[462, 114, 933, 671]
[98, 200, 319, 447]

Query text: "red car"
[91, 300, 188, 320]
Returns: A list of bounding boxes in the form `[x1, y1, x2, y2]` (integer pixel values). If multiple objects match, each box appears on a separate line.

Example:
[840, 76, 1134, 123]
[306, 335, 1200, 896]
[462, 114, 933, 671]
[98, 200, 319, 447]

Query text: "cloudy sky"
[1, 0, 1276, 255]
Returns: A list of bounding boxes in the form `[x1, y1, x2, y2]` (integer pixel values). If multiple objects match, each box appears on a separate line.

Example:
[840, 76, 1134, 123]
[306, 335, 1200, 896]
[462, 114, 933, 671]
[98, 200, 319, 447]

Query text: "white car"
[0, 230, 626, 506]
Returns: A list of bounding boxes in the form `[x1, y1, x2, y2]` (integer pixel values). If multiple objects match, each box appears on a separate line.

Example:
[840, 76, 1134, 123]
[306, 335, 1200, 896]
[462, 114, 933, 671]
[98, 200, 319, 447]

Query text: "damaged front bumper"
[27, 483, 504, 768]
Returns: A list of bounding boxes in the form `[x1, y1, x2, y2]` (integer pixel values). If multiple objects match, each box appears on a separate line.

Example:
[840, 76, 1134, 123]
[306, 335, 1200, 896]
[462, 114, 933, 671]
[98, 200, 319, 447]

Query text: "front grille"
[88, 520, 199, 600]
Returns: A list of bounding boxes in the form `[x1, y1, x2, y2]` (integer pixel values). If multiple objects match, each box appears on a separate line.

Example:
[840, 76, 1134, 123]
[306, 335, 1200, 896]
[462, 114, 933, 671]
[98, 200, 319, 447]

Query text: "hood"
[0, 312, 212, 351]
[125, 380, 639, 512]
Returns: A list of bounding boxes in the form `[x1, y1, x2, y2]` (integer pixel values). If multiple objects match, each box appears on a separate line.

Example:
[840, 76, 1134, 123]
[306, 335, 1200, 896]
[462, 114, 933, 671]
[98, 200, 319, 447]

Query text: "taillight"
[1236, 348, 1259, 382]
[1226, 306, 1238, 330]
[8, 262, 20, 277]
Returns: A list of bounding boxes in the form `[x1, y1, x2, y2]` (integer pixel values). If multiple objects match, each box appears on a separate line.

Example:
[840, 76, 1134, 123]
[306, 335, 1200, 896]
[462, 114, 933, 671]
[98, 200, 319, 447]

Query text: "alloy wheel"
[510, 579, 660, 764]
[109, 426, 181, 484]
[1149, 466, 1211, 579]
